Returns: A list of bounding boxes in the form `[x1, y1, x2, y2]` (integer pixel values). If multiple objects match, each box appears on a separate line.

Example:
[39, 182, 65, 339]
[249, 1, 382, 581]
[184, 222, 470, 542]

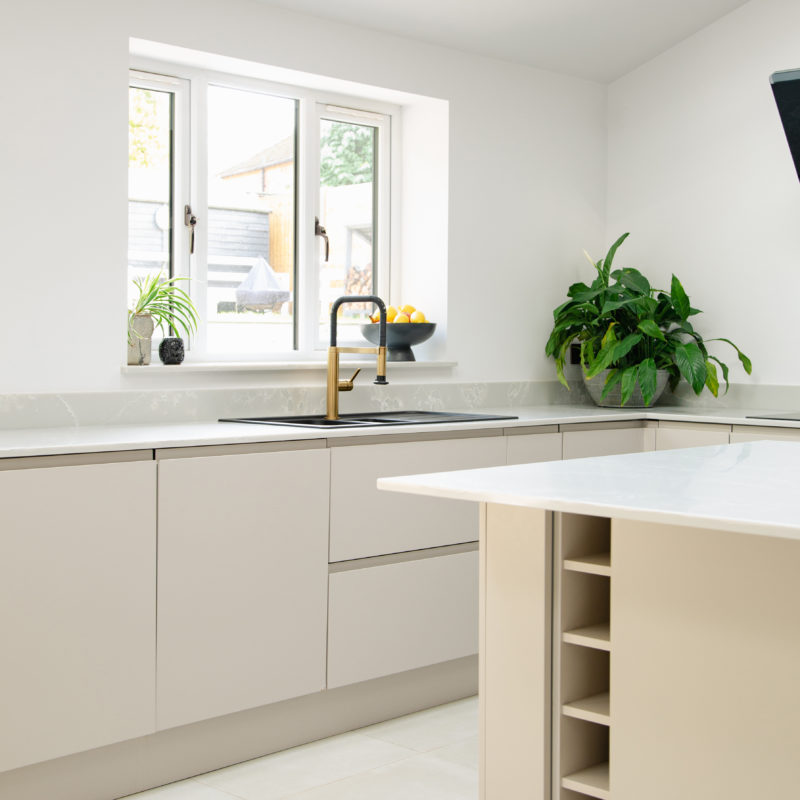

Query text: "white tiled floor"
[123, 696, 478, 800]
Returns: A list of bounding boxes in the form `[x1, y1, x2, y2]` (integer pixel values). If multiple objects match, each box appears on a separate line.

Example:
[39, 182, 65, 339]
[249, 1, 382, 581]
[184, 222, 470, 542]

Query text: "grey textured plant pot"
[127, 313, 155, 366]
[583, 369, 670, 408]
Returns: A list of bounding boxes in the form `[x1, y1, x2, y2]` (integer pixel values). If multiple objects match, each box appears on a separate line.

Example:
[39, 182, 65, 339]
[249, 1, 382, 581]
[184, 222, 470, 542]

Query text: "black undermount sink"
[220, 410, 518, 428]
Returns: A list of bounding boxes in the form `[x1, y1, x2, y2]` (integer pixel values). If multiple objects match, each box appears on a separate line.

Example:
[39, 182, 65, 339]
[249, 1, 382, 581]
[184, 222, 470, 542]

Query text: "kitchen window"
[128, 64, 393, 360]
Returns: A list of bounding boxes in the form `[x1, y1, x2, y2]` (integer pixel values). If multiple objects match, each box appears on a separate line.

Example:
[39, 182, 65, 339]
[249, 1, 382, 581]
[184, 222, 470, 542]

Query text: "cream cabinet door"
[329, 435, 506, 561]
[327, 549, 479, 688]
[562, 424, 649, 460]
[506, 429, 562, 465]
[655, 421, 731, 450]
[157, 448, 330, 730]
[730, 424, 800, 444]
[0, 461, 157, 772]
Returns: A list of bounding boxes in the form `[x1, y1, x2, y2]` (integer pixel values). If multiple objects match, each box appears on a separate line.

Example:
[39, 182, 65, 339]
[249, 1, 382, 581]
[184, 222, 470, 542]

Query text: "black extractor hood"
[771, 69, 800, 181]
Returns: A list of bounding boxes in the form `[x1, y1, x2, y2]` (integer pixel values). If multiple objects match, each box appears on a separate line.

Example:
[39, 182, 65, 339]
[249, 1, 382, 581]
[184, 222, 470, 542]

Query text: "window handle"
[315, 216, 329, 262]
[185, 205, 197, 255]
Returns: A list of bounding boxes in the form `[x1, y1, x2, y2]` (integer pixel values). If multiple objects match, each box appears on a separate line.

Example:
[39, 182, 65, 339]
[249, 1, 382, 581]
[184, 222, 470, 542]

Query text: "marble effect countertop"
[379, 440, 800, 540]
[1, 403, 800, 459]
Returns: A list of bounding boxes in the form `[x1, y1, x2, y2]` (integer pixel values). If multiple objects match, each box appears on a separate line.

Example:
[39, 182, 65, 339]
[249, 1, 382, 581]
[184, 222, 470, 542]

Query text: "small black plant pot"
[159, 337, 185, 365]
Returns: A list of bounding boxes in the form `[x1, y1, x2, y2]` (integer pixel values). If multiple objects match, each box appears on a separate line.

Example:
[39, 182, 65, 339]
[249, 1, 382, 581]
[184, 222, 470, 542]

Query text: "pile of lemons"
[369, 304, 428, 323]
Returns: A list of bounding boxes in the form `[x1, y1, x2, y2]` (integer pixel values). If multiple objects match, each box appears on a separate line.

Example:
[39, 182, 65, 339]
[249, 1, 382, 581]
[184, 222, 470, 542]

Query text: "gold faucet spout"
[326, 296, 390, 420]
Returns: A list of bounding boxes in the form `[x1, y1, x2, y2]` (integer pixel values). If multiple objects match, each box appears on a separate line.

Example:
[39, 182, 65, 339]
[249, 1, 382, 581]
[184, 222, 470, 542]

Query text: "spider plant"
[545, 233, 752, 406]
[128, 273, 198, 345]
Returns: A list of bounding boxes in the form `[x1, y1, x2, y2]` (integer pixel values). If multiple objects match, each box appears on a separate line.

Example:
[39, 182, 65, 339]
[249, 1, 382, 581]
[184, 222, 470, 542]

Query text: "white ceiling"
[256, 0, 750, 82]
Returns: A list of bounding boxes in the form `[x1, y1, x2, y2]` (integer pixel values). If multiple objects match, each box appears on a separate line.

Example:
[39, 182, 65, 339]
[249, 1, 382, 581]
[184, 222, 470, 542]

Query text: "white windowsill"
[121, 360, 457, 375]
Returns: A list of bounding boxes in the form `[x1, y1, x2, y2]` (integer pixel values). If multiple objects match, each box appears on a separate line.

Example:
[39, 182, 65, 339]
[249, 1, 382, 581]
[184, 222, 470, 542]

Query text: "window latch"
[185, 205, 197, 255]
[315, 216, 329, 262]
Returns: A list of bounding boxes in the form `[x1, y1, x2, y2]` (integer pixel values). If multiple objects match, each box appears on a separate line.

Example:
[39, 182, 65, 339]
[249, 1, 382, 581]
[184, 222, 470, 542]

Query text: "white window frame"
[129, 58, 398, 362]
[128, 70, 191, 346]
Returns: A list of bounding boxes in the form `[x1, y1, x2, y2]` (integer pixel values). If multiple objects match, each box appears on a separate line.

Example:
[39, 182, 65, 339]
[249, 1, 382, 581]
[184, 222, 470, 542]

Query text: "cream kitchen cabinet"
[730, 424, 800, 443]
[329, 433, 506, 561]
[156, 443, 330, 730]
[562, 421, 654, 460]
[655, 420, 731, 450]
[327, 547, 479, 687]
[0, 457, 157, 773]
[505, 425, 563, 465]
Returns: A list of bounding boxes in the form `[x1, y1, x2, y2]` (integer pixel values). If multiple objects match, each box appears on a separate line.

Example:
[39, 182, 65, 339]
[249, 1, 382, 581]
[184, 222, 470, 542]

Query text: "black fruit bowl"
[360, 322, 436, 361]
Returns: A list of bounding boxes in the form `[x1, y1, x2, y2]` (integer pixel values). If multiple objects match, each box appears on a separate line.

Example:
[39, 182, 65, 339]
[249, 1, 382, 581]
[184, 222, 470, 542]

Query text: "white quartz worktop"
[379, 440, 800, 540]
[1, 403, 800, 459]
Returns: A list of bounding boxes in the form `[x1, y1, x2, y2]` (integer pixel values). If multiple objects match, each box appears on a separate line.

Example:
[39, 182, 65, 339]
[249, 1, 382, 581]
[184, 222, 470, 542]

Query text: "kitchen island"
[379, 440, 800, 800]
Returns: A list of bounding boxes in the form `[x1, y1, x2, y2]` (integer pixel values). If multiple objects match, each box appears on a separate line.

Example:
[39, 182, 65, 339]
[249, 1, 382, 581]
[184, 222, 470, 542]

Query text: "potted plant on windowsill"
[545, 233, 752, 407]
[128, 274, 198, 366]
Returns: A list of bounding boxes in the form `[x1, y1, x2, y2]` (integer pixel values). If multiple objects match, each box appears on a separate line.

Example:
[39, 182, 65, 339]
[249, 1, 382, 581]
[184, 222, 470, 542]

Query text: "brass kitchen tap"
[327, 296, 388, 420]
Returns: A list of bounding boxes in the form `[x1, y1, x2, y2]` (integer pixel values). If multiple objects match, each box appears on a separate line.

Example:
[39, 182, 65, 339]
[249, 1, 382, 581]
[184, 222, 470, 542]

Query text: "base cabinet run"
[157, 447, 330, 730]
[0, 461, 157, 773]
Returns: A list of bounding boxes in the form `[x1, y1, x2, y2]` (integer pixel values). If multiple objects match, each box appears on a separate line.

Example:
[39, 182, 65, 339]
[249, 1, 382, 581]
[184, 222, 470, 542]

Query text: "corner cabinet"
[0, 459, 157, 773]
[156, 444, 330, 730]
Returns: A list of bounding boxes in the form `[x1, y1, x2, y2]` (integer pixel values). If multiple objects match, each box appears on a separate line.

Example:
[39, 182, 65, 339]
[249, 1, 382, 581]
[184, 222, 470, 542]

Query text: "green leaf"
[620, 366, 638, 406]
[615, 268, 651, 296]
[600, 368, 623, 401]
[552, 299, 574, 320]
[674, 342, 706, 394]
[671, 275, 691, 320]
[600, 297, 638, 315]
[602, 232, 630, 282]
[610, 333, 643, 363]
[705, 360, 719, 398]
[708, 355, 730, 394]
[637, 319, 666, 341]
[601, 322, 617, 349]
[638, 358, 657, 406]
[554, 337, 573, 389]
[708, 337, 752, 375]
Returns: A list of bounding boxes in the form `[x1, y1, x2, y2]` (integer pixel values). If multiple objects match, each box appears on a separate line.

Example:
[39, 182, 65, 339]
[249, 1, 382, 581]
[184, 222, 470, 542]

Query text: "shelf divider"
[562, 691, 610, 726]
[561, 761, 610, 800]
[564, 552, 611, 577]
[562, 622, 611, 651]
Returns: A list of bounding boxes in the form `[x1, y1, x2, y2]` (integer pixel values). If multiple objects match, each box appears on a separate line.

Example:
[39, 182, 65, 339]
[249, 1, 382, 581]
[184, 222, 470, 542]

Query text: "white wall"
[0, 0, 606, 395]
[607, 0, 800, 388]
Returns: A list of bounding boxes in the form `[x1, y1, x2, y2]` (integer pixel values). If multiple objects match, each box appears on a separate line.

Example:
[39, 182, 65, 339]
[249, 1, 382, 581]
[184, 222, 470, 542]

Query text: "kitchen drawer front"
[562, 426, 648, 460]
[730, 425, 800, 443]
[506, 431, 562, 465]
[655, 421, 731, 450]
[327, 550, 479, 688]
[329, 435, 505, 561]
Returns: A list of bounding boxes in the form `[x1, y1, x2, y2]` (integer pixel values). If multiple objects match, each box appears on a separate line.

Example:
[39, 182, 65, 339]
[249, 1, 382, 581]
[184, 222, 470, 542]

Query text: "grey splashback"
[0, 380, 583, 430]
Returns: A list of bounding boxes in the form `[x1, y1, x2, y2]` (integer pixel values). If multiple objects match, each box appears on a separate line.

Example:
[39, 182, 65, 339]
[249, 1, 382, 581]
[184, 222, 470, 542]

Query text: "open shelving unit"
[554, 513, 612, 800]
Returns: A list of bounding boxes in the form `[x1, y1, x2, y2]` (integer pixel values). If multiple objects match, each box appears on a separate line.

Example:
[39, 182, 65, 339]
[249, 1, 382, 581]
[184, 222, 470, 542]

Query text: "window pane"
[128, 87, 172, 308]
[207, 85, 296, 355]
[318, 119, 377, 341]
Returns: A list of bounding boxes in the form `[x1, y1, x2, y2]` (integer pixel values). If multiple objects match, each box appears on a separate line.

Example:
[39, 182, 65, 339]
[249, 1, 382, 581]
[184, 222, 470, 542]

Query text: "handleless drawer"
[327, 549, 479, 688]
[329, 435, 505, 561]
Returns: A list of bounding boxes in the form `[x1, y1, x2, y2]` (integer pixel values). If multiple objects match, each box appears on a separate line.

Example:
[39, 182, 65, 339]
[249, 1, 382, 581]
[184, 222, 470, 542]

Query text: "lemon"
[400, 304, 416, 315]
[394, 312, 411, 323]
[386, 305, 398, 322]
[410, 310, 426, 323]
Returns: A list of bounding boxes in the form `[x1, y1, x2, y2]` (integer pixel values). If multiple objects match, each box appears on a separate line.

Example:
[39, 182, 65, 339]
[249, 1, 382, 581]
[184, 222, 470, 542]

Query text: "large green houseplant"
[545, 233, 751, 407]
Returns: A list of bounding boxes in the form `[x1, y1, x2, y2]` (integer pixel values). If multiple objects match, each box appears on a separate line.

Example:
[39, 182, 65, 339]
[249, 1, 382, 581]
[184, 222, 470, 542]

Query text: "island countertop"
[378, 439, 800, 541]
